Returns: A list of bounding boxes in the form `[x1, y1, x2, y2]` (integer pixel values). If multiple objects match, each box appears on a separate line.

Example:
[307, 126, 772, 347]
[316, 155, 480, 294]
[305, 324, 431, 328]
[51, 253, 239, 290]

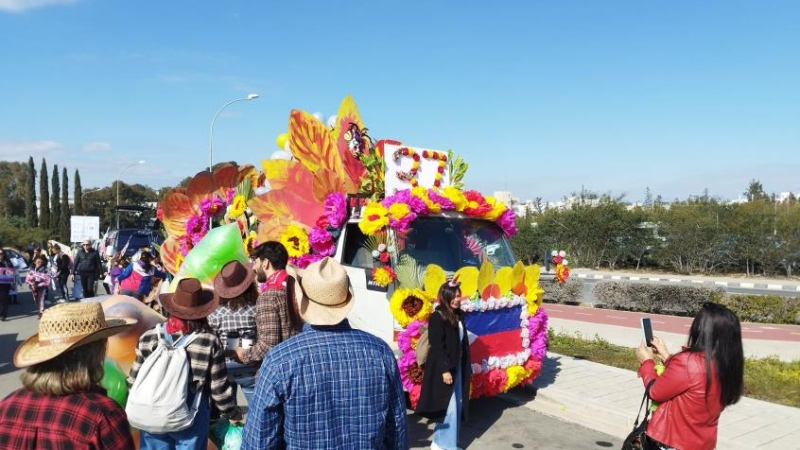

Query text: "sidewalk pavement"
[509, 310, 800, 449]
[571, 268, 800, 294]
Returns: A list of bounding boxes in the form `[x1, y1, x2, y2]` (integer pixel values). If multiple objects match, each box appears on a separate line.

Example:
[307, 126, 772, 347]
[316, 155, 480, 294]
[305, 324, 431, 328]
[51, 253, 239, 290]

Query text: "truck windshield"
[396, 216, 515, 272]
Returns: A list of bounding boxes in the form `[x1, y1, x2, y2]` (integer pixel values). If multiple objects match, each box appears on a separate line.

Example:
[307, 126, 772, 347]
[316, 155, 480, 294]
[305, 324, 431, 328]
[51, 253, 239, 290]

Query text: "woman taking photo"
[415, 278, 471, 450]
[636, 302, 744, 450]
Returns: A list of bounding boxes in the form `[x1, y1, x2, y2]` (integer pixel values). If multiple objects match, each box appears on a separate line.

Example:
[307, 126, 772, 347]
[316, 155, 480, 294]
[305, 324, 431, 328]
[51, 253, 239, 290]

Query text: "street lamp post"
[208, 93, 259, 172]
[116, 160, 146, 229]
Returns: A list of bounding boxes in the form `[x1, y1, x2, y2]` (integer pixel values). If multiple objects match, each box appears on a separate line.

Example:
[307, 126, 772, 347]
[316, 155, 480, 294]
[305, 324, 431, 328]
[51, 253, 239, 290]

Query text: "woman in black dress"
[415, 278, 471, 450]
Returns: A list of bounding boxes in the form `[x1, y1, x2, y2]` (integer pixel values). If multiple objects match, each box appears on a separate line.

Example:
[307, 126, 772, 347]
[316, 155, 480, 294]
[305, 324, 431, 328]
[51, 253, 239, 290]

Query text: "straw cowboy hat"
[159, 278, 219, 320]
[14, 302, 137, 368]
[214, 260, 255, 299]
[288, 257, 354, 326]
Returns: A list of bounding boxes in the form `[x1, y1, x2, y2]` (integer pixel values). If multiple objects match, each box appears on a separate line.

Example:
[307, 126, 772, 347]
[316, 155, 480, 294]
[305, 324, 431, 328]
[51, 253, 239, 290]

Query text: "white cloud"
[83, 141, 111, 152]
[0, 140, 64, 160]
[0, 0, 78, 13]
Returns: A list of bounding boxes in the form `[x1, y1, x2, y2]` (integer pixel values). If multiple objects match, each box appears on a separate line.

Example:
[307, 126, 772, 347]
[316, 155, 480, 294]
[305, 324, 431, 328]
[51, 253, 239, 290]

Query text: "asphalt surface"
[1, 286, 623, 450]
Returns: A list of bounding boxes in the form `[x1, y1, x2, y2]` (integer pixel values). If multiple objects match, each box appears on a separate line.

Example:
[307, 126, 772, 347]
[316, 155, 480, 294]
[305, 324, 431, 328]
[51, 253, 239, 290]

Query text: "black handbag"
[621, 380, 656, 450]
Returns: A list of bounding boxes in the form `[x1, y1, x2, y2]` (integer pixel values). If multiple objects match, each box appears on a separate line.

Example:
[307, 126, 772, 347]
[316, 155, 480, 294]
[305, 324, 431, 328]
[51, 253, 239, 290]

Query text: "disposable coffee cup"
[226, 332, 240, 351]
[241, 332, 254, 350]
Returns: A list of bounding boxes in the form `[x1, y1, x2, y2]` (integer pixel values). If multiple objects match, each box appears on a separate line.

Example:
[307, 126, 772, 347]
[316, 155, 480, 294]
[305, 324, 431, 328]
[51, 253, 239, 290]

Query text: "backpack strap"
[174, 331, 197, 349]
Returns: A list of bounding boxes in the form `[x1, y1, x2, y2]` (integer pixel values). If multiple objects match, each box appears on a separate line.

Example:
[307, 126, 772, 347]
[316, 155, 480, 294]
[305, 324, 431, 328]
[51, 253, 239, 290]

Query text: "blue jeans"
[139, 391, 210, 450]
[433, 366, 463, 450]
[233, 375, 256, 407]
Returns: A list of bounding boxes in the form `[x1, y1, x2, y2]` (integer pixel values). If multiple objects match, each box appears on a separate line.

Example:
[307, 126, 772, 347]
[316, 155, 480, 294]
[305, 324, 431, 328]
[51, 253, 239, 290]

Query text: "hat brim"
[213, 262, 254, 299]
[13, 318, 137, 368]
[159, 288, 219, 320]
[298, 283, 355, 326]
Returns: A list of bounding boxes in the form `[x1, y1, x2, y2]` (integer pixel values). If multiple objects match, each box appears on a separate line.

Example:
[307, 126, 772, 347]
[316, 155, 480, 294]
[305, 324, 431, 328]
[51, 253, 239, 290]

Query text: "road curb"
[575, 272, 800, 293]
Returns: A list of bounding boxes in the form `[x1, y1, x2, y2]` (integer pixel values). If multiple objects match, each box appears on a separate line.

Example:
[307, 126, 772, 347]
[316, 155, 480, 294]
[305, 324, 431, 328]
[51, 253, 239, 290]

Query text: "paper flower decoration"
[280, 225, 310, 258]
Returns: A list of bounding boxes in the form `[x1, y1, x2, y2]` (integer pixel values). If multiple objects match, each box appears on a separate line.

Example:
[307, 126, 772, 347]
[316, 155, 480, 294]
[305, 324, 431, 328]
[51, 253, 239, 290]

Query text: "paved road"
[1, 288, 622, 449]
[546, 304, 800, 342]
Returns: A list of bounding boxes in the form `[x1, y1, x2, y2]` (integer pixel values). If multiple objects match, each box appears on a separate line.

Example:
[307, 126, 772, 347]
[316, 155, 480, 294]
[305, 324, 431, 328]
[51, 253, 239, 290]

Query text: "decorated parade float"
[156, 95, 570, 404]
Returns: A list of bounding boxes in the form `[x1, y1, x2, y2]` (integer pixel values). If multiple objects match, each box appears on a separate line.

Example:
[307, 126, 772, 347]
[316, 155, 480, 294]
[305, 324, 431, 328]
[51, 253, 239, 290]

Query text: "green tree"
[39, 159, 50, 229]
[60, 167, 70, 241]
[25, 156, 38, 228]
[51, 165, 60, 232]
[74, 169, 83, 215]
[0, 162, 28, 221]
[744, 179, 768, 202]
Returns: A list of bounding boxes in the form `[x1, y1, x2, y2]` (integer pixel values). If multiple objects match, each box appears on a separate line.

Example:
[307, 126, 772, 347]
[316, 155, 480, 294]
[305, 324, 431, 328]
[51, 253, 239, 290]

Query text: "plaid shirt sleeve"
[384, 349, 409, 450]
[96, 400, 137, 450]
[203, 333, 238, 416]
[240, 290, 283, 364]
[242, 354, 285, 450]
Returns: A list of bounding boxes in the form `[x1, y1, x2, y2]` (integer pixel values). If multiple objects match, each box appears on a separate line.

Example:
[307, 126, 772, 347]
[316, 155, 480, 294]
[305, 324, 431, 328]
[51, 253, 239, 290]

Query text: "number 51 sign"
[383, 143, 450, 194]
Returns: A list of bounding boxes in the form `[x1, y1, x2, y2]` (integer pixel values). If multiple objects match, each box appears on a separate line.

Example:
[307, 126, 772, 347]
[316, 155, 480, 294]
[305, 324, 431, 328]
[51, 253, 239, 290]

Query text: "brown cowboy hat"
[14, 302, 137, 368]
[288, 257, 354, 326]
[213, 260, 255, 299]
[159, 278, 219, 320]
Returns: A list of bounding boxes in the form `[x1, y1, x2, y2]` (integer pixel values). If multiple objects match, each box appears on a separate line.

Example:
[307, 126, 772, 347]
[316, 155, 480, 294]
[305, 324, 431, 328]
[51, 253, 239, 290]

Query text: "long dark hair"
[225, 283, 259, 311]
[685, 302, 744, 407]
[285, 276, 304, 332]
[435, 282, 462, 327]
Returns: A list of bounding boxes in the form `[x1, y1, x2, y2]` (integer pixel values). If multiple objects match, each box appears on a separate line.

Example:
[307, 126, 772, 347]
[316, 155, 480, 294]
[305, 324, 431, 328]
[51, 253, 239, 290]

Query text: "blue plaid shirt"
[242, 320, 408, 450]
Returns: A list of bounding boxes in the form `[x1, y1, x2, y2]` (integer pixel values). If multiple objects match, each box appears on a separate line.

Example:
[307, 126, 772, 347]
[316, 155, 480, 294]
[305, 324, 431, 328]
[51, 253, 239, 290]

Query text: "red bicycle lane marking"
[543, 304, 800, 342]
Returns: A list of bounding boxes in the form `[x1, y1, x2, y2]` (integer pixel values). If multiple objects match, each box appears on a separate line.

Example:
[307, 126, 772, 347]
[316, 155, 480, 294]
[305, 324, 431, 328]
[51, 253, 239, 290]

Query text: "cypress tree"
[39, 159, 50, 228]
[25, 156, 38, 228]
[51, 165, 60, 232]
[61, 167, 70, 241]
[74, 169, 83, 215]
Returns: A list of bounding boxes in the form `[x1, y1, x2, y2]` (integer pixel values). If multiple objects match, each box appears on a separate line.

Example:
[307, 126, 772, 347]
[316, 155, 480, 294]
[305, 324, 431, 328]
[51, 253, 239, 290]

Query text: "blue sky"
[1, 0, 798, 203]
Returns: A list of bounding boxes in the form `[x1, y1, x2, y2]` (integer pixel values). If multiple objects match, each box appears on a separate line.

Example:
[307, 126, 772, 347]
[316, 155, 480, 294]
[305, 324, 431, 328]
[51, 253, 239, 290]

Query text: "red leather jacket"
[638, 352, 722, 450]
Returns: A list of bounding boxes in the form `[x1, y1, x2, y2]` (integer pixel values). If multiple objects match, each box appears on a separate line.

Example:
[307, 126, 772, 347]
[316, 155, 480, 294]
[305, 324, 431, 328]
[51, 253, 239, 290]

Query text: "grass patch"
[547, 328, 800, 408]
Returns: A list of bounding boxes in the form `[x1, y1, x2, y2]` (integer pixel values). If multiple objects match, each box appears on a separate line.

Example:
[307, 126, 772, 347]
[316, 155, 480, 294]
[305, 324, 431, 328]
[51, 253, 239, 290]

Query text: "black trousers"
[0, 284, 11, 319]
[79, 272, 98, 298]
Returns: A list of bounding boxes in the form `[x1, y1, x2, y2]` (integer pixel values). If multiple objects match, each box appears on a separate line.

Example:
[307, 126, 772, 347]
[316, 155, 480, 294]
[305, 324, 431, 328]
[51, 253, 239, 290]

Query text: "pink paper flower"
[308, 227, 336, 256]
[496, 208, 518, 237]
[428, 189, 455, 210]
[291, 253, 324, 269]
[324, 192, 347, 229]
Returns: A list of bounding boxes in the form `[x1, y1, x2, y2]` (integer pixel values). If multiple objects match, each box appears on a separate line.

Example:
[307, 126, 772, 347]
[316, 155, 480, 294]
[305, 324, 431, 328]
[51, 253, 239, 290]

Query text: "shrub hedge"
[592, 281, 725, 316]
[592, 281, 800, 324]
[715, 295, 800, 325]
[542, 277, 584, 305]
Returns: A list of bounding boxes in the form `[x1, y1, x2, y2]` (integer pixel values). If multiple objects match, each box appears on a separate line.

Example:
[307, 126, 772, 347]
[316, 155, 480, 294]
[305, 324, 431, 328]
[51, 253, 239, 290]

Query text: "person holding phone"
[635, 303, 744, 450]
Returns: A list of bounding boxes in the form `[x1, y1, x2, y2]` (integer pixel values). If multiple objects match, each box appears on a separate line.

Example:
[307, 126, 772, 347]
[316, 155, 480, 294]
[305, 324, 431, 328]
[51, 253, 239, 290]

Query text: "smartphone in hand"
[641, 317, 654, 347]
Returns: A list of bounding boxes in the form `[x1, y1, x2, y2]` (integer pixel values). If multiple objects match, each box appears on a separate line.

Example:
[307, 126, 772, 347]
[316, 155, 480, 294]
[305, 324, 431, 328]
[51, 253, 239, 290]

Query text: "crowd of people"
[0, 236, 746, 450]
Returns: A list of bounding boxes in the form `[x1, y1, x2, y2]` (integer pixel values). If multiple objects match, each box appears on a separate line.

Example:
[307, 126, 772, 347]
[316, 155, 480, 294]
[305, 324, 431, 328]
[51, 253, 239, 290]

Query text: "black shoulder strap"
[633, 379, 656, 427]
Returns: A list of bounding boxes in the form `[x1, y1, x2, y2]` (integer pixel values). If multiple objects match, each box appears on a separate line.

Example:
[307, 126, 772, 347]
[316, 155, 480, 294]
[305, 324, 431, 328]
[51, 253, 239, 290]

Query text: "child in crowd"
[26, 255, 51, 319]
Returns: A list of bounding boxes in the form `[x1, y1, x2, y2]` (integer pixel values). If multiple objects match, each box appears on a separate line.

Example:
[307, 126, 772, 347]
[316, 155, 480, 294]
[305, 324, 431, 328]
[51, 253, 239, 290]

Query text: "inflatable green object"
[175, 223, 249, 286]
[101, 357, 128, 408]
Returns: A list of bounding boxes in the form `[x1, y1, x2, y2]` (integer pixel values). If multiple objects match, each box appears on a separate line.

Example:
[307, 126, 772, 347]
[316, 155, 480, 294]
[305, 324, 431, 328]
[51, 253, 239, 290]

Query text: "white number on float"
[383, 144, 451, 194]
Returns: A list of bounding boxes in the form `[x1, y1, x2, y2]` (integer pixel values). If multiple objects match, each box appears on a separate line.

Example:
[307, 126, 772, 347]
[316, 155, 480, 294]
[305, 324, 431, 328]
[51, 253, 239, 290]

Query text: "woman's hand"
[442, 372, 453, 385]
[636, 341, 655, 363]
[651, 336, 671, 360]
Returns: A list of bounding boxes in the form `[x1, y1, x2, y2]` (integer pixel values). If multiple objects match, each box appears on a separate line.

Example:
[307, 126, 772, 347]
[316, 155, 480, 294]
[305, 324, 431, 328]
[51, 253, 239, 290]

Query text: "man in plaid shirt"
[228, 242, 303, 366]
[242, 258, 408, 450]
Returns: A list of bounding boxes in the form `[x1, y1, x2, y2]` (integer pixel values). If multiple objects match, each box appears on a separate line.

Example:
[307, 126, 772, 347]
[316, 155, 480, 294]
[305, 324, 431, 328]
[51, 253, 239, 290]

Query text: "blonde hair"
[20, 340, 107, 395]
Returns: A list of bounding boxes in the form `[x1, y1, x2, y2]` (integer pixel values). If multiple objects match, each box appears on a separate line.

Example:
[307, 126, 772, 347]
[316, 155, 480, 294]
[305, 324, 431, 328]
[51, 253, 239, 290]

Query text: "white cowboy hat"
[288, 257, 354, 326]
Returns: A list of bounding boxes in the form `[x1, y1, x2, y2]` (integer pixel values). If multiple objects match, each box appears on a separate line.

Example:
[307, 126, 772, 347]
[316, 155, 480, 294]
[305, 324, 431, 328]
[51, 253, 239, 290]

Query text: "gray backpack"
[126, 324, 201, 433]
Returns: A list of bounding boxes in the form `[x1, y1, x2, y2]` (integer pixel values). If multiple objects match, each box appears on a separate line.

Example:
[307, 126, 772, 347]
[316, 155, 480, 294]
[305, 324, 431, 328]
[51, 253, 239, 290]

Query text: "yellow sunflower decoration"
[280, 224, 309, 258]
[390, 287, 434, 327]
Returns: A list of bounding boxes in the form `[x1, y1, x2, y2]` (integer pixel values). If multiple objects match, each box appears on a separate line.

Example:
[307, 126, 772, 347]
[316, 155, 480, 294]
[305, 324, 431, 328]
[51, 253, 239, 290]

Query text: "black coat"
[415, 308, 471, 422]
[73, 249, 101, 275]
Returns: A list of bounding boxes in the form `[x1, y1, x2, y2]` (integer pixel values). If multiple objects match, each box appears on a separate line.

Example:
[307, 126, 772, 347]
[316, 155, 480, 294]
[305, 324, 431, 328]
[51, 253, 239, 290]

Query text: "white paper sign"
[70, 216, 100, 243]
[383, 144, 451, 194]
